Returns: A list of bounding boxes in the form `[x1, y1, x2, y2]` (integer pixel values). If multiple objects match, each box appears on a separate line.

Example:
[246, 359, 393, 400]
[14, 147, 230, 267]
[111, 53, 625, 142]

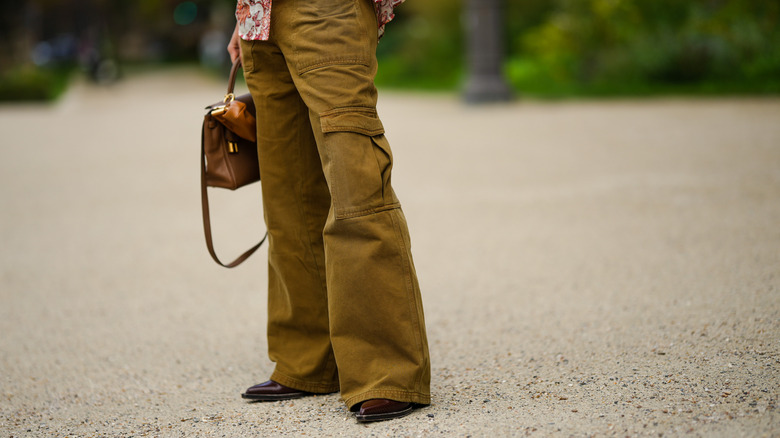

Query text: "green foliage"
[378, 0, 780, 95]
[375, 0, 464, 89]
[4, 0, 778, 98]
[0, 66, 72, 102]
[508, 0, 780, 95]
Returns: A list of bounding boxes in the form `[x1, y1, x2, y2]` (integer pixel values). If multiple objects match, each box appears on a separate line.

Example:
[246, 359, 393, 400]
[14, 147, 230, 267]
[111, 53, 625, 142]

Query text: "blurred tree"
[374, 0, 464, 89]
[2, 0, 778, 100]
[508, 0, 780, 95]
[462, 0, 513, 102]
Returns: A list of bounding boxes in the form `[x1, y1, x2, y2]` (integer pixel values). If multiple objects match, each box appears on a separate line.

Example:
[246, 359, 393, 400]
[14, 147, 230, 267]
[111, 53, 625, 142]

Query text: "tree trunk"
[463, 0, 513, 103]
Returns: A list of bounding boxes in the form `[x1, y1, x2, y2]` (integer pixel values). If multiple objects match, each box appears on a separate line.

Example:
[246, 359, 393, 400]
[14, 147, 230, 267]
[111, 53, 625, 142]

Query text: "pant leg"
[270, 0, 431, 409]
[241, 38, 339, 394]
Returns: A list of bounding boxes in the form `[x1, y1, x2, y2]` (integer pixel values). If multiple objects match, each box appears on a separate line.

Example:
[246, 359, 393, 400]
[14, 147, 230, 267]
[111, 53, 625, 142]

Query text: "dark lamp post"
[463, 0, 513, 103]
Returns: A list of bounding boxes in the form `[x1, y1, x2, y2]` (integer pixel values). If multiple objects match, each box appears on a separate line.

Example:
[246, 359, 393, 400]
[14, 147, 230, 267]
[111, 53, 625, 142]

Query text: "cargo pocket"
[319, 108, 399, 219]
[293, 0, 370, 74]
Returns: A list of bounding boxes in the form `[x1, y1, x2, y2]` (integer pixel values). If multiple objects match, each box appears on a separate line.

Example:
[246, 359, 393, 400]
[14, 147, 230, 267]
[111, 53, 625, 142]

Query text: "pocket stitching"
[298, 58, 370, 75]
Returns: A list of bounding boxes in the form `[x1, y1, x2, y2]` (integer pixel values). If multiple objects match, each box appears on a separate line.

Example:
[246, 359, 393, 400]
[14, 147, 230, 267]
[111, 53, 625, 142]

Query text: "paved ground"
[1, 68, 778, 437]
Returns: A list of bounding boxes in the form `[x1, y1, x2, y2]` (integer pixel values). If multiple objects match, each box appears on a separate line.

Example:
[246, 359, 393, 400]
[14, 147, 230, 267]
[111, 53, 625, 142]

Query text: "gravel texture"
[1, 69, 778, 437]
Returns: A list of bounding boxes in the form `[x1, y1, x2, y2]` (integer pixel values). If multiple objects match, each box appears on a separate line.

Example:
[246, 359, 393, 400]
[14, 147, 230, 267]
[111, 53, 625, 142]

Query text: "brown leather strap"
[201, 116, 266, 268]
[227, 58, 240, 95]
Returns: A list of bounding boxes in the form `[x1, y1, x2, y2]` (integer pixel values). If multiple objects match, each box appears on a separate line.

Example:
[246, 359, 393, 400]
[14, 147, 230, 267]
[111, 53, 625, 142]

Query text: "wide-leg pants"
[240, 0, 430, 409]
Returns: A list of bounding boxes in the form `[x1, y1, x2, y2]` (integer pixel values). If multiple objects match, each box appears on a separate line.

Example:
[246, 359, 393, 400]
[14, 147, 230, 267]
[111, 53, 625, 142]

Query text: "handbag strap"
[201, 58, 266, 268]
[201, 133, 267, 268]
[227, 58, 240, 95]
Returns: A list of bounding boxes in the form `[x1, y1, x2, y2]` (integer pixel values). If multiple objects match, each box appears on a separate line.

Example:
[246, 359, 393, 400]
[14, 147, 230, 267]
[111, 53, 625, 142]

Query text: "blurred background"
[1, 0, 779, 101]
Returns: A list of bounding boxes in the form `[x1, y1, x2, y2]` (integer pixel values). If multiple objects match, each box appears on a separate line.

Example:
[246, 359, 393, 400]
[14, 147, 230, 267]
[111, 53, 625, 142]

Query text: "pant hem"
[270, 370, 340, 394]
[345, 389, 431, 411]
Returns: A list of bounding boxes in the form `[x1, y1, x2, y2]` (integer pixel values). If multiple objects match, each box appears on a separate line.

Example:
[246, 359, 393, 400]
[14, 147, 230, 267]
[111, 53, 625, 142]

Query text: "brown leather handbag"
[201, 59, 266, 268]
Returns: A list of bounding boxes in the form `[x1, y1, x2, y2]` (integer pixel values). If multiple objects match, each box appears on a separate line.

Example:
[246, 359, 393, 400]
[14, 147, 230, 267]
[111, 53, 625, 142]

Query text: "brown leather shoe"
[241, 380, 312, 401]
[355, 399, 414, 422]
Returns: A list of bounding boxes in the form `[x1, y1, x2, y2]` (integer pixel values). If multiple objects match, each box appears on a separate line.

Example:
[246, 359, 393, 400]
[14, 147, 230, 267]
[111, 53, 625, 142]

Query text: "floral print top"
[236, 0, 404, 41]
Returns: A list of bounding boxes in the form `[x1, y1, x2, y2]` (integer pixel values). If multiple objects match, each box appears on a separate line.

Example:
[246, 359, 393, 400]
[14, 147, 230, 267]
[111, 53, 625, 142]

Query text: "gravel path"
[1, 69, 778, 437]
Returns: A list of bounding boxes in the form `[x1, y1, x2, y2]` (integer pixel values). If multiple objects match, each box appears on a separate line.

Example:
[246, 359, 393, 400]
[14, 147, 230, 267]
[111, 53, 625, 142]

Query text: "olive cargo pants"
[240, 0, 431, 409]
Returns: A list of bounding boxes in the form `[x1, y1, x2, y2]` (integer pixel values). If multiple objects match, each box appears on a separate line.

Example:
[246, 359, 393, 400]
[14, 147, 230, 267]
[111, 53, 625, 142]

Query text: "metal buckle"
[210, 94, 235, 116]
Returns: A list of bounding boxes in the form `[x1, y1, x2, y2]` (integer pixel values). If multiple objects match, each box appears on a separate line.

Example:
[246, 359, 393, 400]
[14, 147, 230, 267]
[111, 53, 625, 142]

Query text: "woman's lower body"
[239, 0, 430, 412]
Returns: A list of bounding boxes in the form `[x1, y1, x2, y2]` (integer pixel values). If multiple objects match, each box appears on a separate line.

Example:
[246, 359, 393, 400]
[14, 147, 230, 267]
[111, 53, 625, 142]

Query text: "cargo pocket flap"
[320, 108, 385, 136]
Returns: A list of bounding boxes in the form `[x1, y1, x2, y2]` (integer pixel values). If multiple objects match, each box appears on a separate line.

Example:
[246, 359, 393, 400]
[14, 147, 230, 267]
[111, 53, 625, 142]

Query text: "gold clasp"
[228, 141, 238, 153]
[210, 104, 227, 116]
[210, 94, 235, 115]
